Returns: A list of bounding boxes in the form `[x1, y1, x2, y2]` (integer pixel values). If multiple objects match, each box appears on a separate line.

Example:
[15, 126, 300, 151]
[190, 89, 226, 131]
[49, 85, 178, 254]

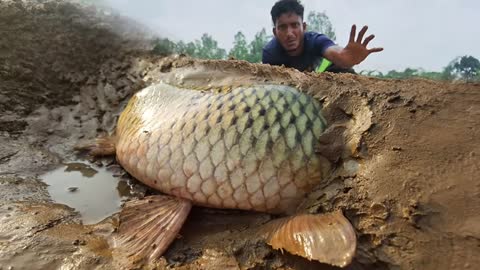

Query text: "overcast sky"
[104, 0, 479, 72]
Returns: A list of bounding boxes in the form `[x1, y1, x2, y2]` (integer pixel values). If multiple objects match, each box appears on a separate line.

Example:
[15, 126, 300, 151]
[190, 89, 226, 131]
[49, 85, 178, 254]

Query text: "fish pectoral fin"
[74, 135, 117, 156]
[259, 211, 356, 267]
[114, 195, 192, 266]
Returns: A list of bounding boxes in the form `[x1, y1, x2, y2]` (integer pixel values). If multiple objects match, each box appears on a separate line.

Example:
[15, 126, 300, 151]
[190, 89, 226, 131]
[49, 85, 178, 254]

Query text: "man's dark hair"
[270, 0, 304, 25]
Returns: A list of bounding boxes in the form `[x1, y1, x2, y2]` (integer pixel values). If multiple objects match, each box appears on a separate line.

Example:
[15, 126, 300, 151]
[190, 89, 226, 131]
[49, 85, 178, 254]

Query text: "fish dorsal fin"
[114, 195, 192, 266]
[259, 211, 356, 267]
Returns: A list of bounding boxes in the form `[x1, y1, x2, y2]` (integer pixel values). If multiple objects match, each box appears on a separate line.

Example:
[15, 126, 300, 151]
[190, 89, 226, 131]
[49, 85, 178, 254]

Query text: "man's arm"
[323, 25, 383, 69]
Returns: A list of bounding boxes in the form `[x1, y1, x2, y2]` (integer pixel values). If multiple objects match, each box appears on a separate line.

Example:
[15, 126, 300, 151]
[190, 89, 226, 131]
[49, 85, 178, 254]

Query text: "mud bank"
[1, 1, 479, 269]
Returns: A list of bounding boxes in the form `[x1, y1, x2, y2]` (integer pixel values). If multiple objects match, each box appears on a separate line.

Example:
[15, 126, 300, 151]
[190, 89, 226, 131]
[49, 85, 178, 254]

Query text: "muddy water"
[40, 161, 130, 224]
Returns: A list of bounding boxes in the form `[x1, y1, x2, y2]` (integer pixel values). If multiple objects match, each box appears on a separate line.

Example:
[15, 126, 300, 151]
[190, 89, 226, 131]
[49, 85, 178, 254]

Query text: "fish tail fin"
[74, 134, 117, 156]
[259, 211, 356, 267]
[114, 195, 192, 266]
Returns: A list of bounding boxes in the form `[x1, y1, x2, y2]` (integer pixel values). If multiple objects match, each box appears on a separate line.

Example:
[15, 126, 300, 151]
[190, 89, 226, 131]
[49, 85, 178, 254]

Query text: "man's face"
[273, 12, 306, 56]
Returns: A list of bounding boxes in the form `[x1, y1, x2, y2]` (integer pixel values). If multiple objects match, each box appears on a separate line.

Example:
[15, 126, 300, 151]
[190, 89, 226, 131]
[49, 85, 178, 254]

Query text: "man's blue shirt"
[262, 32, 335, 72]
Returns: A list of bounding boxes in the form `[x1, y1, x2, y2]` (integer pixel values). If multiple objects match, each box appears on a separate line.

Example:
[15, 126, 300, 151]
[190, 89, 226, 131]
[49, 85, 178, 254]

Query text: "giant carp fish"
[79, 82, 356, 267]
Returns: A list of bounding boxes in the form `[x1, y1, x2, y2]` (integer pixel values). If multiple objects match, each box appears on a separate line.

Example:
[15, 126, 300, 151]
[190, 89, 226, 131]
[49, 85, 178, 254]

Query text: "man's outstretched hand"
[343, 25, 383, 65]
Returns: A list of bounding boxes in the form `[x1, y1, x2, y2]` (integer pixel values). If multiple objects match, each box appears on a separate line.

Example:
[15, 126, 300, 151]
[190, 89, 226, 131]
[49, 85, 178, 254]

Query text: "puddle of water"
[40, 161, 130, 225]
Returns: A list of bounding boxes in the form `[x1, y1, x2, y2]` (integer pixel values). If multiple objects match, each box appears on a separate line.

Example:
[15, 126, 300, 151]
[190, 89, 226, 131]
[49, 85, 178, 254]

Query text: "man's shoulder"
[304, 31, 332, 43]
[262, 38, 284, 64]
[304, 31, 335, 54]
[263, 38, 281, 54]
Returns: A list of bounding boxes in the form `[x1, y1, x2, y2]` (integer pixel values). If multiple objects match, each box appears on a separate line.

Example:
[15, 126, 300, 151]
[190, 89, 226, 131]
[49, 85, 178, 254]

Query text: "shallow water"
[40, 161, 129, 224]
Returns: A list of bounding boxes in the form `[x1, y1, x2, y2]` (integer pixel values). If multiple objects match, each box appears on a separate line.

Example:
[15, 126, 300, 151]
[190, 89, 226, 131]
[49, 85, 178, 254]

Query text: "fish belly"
[115, 83, 329, 214]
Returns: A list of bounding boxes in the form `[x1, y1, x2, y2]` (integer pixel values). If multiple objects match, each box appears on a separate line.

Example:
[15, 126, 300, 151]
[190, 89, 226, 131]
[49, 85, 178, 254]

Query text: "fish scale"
[115, 83, 329, 214]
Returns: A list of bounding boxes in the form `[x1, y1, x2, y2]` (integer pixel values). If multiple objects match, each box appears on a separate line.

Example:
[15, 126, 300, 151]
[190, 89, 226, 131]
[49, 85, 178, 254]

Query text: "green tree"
[229, 31, 249, 60]
[359, 70, 384, 77]
[151, 38, 177, 56]
[176, 41, 197, 56]
[377, 68, 419, 79]
[195, 33, 227, 60]
[361, 68, 445, 81]
[441, 64, 456, 81]
[442, 55, 480, 81]
[306, 11, 336, 41]
[418, 70, 443, 81]
[247, 28, 270, 63]
[450, 55, 480, 81]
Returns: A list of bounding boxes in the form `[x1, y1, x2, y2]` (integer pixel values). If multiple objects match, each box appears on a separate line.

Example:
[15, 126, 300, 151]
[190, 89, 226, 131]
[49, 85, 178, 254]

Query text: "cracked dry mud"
[1, 1, 479, 269]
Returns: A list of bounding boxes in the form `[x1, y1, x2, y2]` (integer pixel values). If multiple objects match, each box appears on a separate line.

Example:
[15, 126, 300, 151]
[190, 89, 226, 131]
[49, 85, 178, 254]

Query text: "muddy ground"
[0, 1, 479, 269]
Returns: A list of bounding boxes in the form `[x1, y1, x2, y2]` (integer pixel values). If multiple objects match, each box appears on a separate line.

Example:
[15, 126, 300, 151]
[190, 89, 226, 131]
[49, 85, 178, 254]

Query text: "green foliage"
[175, 41, 197, 56]
[441, 64, 456, 81]
[151, 34, 226, 60]
[194, 34, 227, 60]
[158, 28, 268, 63]
[306, 11, 336, 41]
[361, 67, 446, 81]
[360, 55, 480, 82]
[151, 38, 177, 56]
[417, 71, 444, 81]
[229, 32, 249, 60]
[385, 68, 419, 79]
[444, 56, 480, 82]
[227, 29, 271, 63]
[247, 28, 270, 63]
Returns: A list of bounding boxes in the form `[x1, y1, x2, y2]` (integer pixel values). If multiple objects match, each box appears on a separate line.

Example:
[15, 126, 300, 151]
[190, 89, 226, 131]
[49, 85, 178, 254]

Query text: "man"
[262, 0, 383, 73]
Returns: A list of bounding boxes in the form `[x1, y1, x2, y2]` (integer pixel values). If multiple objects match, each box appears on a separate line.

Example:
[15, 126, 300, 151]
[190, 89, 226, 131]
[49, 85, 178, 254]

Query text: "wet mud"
[1, 1, 479, 269]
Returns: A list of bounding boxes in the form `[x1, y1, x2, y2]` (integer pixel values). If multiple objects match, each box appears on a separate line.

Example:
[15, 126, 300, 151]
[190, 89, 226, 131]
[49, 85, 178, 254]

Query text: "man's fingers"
[356, 25, 368, 43]
[368, 47, 384, 54]
[362, 34, 375, 47]
[349, 24, 356, 43]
